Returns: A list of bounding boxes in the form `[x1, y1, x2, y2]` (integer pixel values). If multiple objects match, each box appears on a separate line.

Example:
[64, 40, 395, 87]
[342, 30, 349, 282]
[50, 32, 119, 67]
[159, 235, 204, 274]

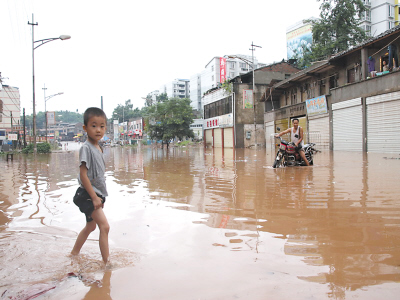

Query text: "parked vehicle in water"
[273, 133, 319, 168]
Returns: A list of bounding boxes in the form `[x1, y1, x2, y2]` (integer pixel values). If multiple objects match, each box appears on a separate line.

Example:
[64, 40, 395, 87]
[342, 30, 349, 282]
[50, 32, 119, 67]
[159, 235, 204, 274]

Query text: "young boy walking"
[71, 107, 110, 264]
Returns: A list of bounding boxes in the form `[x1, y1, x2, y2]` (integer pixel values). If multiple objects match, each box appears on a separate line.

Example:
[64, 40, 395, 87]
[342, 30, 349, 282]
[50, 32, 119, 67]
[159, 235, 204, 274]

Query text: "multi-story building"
[190, 119, 203, 140]
[264, 25, 400, 153]
[360, 0, 399, 36]
[202, 61, 300, 148]
[0, 85, 21, 149]
[190, 55, 266, 111]
[159, 79, 190, 100]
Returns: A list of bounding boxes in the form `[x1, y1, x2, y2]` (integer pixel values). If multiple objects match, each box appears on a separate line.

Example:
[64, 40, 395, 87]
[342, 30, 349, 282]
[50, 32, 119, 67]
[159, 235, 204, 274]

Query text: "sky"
[0, 0, 321, 118]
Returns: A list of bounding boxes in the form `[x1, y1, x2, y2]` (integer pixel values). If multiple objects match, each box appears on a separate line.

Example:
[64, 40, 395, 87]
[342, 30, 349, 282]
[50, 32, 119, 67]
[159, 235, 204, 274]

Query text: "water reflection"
[0, 146, 399, 299]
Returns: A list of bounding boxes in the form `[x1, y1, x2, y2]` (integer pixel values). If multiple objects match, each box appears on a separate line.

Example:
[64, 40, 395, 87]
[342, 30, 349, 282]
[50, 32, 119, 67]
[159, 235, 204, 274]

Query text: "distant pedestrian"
[71, 107, 110, 265]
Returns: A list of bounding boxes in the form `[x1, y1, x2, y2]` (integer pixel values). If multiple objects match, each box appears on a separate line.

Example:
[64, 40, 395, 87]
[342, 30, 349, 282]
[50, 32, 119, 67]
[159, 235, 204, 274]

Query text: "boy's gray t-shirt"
[78, 141, 108, 197]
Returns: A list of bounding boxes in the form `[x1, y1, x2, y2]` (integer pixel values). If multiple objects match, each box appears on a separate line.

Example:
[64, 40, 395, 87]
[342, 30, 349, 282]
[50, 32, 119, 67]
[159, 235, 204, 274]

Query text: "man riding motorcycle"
[275, 118, 310, 166]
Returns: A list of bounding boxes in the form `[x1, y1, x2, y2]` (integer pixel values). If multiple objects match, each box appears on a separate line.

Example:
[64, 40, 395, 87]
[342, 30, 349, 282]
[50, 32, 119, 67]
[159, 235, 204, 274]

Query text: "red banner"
[220, 57, 226, 83]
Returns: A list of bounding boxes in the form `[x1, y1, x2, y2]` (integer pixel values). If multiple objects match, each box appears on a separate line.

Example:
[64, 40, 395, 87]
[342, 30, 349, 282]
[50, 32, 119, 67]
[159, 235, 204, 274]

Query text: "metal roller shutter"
[214, 128, 223, 148]
[223, 128, 234, 148]
[205, 129, 213, 147]
[367, 91, 400, 153]
[308, 114, 329, 149]
[332, 98, 362, 151]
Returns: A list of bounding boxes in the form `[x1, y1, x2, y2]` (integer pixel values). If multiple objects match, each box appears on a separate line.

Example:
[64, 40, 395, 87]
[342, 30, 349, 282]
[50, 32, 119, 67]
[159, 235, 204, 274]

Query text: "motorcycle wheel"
[273, 153, 282, 168]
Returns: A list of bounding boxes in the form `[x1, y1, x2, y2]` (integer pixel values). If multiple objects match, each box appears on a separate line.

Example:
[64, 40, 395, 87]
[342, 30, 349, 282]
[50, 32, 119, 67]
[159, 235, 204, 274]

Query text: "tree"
[112, 99, 134, 123]
[307, 0, 368, 61]
[156, 93, 168, 103]
[144, 98, 194, 148]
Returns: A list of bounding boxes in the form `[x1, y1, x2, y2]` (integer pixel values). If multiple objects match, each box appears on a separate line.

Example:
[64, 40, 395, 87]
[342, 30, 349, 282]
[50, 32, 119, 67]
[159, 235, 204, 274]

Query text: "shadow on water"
[0, 145, 399, 299]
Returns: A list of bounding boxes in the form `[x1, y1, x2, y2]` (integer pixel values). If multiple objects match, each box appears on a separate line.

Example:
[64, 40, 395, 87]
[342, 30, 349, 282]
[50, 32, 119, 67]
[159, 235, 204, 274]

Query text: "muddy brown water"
[0, 143, 399, 300]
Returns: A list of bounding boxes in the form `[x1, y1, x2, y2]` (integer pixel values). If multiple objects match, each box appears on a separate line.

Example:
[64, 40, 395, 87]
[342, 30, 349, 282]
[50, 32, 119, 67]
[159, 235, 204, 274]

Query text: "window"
[239, 62, 248, 69]
[389, 5, 394, 17]
[212, 65, 214, 71]
[291, 91, 297, 105]
[212, 75, 214, 81]
[204, 96, 233, 119]
[347, 68, 356, 84]
[0, 100, 2, 122]
[329, 74, 338, 89]
[230, 62, 235, 69]
[230, 72, 235, 78]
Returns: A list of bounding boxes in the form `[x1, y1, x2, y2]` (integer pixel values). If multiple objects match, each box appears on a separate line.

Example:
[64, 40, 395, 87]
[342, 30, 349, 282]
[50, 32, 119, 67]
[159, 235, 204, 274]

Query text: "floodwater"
[0, 142, 399, 300]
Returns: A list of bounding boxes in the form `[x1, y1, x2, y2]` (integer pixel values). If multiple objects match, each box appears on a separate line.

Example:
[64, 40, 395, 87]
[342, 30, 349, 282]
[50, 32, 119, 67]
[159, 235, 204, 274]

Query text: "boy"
[71, 107, 110, 264]
[275, 118, 310, 166]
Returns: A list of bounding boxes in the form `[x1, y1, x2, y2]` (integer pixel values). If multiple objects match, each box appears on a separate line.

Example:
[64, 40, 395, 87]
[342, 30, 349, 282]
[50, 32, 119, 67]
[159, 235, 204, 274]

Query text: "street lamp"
[28, 14, 71, 153]
[43, 84, 63, 142]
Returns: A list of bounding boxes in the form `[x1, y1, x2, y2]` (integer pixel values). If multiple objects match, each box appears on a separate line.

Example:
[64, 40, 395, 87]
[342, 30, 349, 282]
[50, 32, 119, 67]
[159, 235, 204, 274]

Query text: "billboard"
[47, 111, 56, 125]
[220, 57, 226, 83]
[287, 23, 312, 60]
[306, 95, 328, 116]
[243, 90, 253, 109]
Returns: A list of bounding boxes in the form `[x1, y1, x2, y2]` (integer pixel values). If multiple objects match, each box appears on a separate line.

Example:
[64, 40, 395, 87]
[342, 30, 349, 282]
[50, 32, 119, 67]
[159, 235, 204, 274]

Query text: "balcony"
[330, 70, 399, 103]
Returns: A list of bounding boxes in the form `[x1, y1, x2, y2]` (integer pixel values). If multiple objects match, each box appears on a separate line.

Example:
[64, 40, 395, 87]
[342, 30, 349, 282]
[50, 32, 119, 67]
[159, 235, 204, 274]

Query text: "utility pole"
[23, 108, 27, 148]
[28, 14, 38, 153]
[43, 84, 47, 141]
[250, 42, 262, 148]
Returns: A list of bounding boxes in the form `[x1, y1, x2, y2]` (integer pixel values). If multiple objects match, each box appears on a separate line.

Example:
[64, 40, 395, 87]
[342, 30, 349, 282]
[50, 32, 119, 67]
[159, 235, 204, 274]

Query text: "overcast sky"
[0, 0, 321, 118]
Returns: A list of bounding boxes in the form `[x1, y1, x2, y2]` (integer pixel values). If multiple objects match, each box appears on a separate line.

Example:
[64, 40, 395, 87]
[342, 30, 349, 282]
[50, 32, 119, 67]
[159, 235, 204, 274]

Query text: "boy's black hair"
[83, 107, 107, 126]
[292, 118, 299, 123]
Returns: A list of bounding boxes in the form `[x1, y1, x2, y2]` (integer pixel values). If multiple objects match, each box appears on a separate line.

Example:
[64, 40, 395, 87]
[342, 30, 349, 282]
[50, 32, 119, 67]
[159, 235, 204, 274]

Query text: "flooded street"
[0, 143, 399, 300]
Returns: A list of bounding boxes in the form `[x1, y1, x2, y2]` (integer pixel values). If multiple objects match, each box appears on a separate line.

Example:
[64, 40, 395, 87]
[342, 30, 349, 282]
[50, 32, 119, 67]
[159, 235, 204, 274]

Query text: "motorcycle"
[273, 135, 319, 168]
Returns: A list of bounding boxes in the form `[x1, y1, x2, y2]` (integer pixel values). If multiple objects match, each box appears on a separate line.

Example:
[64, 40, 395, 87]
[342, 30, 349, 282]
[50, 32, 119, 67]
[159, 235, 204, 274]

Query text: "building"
[190, 55, 266, 112]
[264, 25, 400, 153]
[159, 79, 190, 100]
[286, 19, 315, 60]
[190, 119, 203, 140]
[360, 0, 399, 36]
[202, 61, 300, 148]
[0, 85, 22, 150]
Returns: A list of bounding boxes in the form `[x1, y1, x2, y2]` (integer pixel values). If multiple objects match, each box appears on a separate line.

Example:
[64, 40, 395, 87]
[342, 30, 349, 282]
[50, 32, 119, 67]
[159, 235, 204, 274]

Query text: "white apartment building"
[190, 73, 202, 111]
[190, 55, 266, 111]
[159, 79, 190, 100]
[359, 0, 398, 36]
[0, 85, 21, 147]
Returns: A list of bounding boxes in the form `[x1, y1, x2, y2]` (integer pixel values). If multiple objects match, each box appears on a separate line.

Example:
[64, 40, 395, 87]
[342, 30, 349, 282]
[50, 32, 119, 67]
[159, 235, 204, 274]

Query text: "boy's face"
[83, 115, 107, 143]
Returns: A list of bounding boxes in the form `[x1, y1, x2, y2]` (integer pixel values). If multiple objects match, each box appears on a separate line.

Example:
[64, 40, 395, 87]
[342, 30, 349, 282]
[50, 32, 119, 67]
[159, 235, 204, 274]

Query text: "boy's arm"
[296, 127, 304, 146]
[80, 163, 103, 209]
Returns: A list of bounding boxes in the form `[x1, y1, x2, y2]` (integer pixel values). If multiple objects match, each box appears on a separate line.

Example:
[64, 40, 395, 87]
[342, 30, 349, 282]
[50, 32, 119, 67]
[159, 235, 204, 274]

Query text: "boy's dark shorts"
[73, 187, 106, 222]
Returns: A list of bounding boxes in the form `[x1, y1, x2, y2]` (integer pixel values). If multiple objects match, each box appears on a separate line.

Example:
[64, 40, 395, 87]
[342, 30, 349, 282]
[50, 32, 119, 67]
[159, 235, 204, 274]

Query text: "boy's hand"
[93, 196, 103, 209]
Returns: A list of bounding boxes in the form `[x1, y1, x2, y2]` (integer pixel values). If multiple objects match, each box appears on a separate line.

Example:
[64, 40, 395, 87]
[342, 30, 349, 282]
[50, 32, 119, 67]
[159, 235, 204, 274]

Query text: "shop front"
[366, 91, 400, 153]
[203, 113, 234, 148]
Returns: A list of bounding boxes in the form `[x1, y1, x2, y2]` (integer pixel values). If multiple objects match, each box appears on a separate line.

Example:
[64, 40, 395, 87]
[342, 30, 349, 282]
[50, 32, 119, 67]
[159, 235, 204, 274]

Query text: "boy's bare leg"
[91, 207, 110, 264]
[71, 221, 97, 255]
[300, 150, 310, 166]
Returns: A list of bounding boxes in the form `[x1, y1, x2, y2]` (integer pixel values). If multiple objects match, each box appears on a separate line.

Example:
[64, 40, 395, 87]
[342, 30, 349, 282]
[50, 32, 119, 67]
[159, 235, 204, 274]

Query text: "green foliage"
[22, 142, 51, 154]
[37, 142, 51, 153]
[144, 98, 195, 145]
[156, 93, 168, 103]
[22, 143, 33, 154]
[307, 0, 368, 60]
[291, 43, 314, 69]
[22, 110, 83, 130]
[221, 80, 233, 95]
[112, 99, 143, 123]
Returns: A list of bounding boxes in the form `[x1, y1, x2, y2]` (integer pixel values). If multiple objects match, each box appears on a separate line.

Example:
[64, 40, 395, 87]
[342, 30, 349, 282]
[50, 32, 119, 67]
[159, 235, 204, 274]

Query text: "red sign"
[220, 57, 226, 83]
